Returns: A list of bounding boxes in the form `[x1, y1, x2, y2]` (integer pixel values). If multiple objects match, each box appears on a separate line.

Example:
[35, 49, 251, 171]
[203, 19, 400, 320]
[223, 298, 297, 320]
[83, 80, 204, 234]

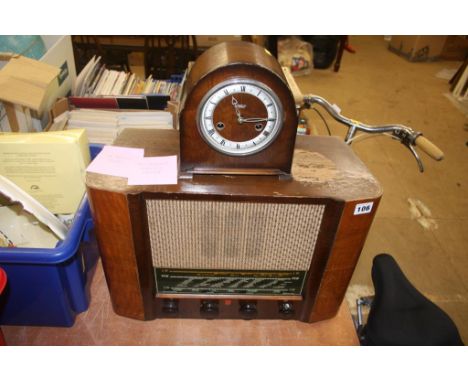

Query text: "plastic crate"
[0, 144, 102, 327]
[0, 267, 6, 344]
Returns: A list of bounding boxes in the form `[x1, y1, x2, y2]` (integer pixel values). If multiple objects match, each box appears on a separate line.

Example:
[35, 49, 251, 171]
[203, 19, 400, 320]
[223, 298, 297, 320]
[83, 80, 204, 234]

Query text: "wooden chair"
[72, 36, 131, 74]
[144, 36, 198, 79]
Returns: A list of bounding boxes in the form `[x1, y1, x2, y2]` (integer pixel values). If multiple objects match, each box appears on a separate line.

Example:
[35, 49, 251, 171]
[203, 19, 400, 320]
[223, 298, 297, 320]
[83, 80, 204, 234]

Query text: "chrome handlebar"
[302, 94, 444, 172]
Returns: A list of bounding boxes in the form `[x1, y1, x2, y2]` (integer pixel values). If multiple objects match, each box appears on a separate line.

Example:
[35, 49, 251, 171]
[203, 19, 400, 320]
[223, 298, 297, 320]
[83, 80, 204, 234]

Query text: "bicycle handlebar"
[301, 94, 444, 172]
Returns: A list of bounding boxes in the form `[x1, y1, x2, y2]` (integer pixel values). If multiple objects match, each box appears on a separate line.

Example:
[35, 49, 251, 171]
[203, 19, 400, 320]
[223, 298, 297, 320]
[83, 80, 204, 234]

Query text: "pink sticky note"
[127, 155, 178, 185]
[86, 146, 144, 178]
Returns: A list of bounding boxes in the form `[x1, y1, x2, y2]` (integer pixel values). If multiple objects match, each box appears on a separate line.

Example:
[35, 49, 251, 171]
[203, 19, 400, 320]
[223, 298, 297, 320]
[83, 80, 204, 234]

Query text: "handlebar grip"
[415, 136, 444, 161]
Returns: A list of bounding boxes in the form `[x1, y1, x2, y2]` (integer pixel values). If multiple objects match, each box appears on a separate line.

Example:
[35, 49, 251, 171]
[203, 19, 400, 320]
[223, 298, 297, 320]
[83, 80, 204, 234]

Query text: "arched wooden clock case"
[179, 41, 298, 176]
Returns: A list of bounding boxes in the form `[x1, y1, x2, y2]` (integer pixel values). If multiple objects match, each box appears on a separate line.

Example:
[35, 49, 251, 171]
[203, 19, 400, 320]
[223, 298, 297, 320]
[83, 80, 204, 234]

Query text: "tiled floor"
[295, 36, 467, 342]
[2, 36, 467, 345]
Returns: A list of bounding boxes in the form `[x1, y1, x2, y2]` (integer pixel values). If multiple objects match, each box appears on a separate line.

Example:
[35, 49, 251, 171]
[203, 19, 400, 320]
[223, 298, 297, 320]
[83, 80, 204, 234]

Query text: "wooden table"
[2, 259, 359, 345]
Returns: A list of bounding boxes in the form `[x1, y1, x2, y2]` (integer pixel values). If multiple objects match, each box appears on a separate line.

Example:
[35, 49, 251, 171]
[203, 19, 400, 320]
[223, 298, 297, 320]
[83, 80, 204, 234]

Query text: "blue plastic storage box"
[0, 145, 102, 327]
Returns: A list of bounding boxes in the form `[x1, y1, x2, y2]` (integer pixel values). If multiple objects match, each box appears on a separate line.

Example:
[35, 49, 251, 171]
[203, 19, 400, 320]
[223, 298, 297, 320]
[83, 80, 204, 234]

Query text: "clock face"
[197, 79, 284, 156]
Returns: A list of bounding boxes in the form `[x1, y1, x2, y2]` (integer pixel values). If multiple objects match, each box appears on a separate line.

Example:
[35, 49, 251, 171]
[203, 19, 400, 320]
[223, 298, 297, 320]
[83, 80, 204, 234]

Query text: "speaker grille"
[146, 199, 325, 271]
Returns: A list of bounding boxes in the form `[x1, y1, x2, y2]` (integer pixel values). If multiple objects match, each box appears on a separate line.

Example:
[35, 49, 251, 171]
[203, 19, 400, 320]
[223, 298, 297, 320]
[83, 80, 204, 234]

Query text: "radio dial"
[200, 300, 219, 315]
[279, 301, 294, 316]
[239, 301, 257, 317]
[162, 299, 179, 314]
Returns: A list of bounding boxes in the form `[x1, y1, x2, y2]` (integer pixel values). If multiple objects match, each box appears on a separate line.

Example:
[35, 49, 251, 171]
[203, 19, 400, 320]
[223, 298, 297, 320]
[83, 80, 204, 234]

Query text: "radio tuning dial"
[239, 301, 257, 318]
[279, 301, 294, 316]
[200, 300, 219, 315]
[162, 299, 179, 314]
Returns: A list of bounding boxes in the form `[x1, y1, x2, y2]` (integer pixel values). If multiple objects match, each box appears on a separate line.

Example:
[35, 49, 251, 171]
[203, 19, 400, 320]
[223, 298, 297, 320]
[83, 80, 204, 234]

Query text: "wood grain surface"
[86, 129, 381, 323]
[179, 41, 298, 175]
[1, 259, 359, 345]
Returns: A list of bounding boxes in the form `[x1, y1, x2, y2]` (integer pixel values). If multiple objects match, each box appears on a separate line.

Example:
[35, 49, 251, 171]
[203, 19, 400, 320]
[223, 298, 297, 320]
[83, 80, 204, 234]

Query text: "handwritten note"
[127, 156, 178, 185]
[86, 146, 144, 177]
[86, 146, 177, 185]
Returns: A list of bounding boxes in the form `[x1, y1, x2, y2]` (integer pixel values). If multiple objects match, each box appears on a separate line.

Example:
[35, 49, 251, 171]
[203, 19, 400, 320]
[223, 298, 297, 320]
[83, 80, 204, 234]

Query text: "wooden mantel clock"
[86, 41, 382, 325]
[179, 41, 298, 176]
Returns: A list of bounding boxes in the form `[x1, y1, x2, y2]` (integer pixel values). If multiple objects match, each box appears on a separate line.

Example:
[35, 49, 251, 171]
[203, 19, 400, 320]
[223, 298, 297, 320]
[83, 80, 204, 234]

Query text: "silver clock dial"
[198, 79, 283, 156]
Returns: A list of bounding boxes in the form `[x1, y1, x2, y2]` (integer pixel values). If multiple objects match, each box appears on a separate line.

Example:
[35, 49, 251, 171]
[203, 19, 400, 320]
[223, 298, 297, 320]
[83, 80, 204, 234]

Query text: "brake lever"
[406, 144, 424, 172]
[391, 128, 425, 172]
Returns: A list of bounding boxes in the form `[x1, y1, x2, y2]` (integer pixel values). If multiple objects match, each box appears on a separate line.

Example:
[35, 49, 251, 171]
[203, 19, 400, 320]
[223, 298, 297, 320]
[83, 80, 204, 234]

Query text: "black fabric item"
[302, 36, 340, 69]
[364, 254, 463, 346]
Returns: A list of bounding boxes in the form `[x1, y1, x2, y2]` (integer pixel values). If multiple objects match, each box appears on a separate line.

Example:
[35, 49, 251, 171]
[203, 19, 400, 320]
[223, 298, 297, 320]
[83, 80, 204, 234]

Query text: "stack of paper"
[0, 129, 90, 214]
[57, 109, 173, 144]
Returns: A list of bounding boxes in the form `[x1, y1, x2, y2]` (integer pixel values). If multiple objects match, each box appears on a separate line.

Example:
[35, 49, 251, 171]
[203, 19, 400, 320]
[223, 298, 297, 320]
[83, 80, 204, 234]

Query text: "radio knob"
[239, 301, 257, 318]
[200, 300, 219, 315]
[162, 299, 178, 313]
[279, 301, 294, 316]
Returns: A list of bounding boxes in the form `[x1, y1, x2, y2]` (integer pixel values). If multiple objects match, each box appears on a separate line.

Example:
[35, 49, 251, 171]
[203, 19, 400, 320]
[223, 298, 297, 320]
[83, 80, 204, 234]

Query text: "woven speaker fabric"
[146, 199, 325, 271]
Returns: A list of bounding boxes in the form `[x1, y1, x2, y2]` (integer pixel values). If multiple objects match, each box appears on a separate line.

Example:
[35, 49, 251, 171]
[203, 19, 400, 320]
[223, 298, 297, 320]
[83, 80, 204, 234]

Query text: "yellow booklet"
[0, 129, 90, 214]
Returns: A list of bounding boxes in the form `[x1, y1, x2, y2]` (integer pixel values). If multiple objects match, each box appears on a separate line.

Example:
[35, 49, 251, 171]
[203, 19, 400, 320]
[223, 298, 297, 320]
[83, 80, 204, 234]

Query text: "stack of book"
[50, 109, 174, 145]
[70, 56, 185, 111]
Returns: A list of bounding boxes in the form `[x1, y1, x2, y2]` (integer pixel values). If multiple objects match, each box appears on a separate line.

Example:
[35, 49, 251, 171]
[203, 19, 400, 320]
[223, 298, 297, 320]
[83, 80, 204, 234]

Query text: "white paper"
[0, 175, 68, 240]
[0, 205, 59, 248]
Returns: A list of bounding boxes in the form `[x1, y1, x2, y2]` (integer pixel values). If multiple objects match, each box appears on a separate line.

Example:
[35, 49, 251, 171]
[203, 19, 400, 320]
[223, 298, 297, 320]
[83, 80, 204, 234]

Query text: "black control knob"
[279, 301, 294, 316]
[239, 301, 257, 318]
[162, 299, 178, 313]
[200, 300, 219, 315]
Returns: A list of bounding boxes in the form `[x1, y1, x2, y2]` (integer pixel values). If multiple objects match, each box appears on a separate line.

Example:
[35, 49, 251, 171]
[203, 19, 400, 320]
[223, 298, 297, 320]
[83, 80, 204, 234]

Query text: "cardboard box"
[389, 36, 447, 62]
[0, 56, 60, 113]
[0, 56, 60, 133]
[40, 36, 77, 109]
[441, 36, 468, 61]
[0, 36, 76, 132]
[46, 97, 179, 132]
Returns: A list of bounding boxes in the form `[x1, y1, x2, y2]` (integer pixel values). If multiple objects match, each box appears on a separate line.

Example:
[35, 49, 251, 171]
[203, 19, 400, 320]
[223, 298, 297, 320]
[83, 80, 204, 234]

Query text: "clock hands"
[238, 117, 270, 123]
[231, 96, 243, 122]
[232, 96, 270, 125]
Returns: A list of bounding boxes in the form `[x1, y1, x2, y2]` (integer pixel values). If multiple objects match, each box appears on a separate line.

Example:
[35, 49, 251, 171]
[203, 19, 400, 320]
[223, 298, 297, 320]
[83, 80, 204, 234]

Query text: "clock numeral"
[257, 90, 262, 96]
[236, 143, 240, 149]
[266, 103, 273, 108]
[224, 89, 229, 96]
[252, 141, 257, 146]
[220, 139, 226, 146]
[208, 129, 215, 136]
[263, 131, 270, 137]
[240, 86, 246, 92]
[268, 118, 276, 122]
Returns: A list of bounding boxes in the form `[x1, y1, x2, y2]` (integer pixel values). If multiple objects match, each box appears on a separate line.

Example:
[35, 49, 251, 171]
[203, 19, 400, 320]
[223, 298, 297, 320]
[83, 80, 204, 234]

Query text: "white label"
[354, 202, 374, 215]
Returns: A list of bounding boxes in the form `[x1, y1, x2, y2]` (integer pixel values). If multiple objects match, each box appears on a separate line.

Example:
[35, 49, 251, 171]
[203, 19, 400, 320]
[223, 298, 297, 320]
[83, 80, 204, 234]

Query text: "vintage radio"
[86, 42, 382, 322]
